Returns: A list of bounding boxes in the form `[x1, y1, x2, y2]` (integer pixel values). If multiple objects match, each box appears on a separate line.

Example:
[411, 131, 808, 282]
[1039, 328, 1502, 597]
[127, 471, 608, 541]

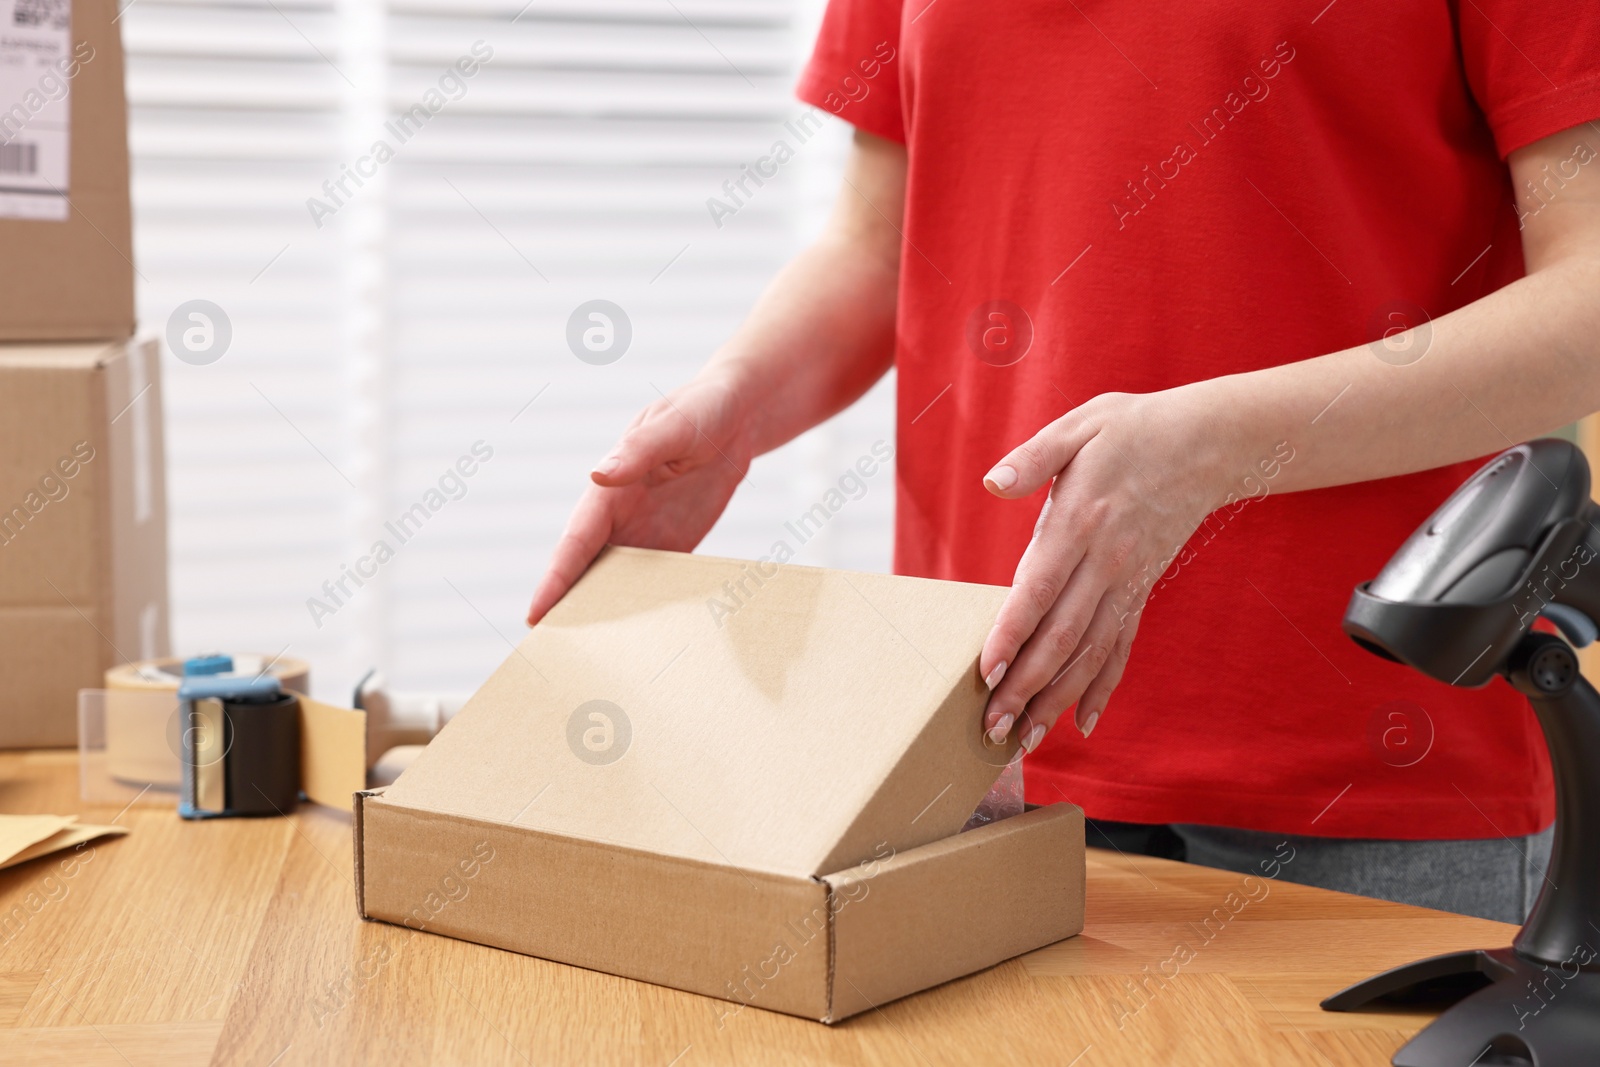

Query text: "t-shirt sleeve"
[1456, 0, 1600, 158]
[795, 0, 905, 144]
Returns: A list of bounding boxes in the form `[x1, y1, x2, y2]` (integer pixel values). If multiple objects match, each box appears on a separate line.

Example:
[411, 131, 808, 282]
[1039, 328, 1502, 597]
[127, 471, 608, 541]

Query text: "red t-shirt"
[798, 0, 1600, 838]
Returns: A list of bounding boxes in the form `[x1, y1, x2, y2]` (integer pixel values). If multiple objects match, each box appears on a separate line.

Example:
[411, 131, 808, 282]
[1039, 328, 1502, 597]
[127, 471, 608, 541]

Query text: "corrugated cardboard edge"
[826, 878, 838, 1019]
[354, 788, 379, 918]
[820, 803, 1086, 1023]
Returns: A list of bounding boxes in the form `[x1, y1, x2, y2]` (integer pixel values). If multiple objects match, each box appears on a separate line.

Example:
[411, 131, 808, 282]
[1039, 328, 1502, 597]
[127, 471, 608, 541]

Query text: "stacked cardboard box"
[0, 0, 167, 747]
[0, 0, 133, 339]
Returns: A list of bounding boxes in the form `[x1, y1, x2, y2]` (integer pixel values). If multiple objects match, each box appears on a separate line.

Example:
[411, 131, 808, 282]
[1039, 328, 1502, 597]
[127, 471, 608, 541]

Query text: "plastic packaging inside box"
[963, 758, 1024, 831]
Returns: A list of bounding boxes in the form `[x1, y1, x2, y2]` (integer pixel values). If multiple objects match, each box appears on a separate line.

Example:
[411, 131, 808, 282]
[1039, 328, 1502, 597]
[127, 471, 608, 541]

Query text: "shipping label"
[0, 0, 71, 220]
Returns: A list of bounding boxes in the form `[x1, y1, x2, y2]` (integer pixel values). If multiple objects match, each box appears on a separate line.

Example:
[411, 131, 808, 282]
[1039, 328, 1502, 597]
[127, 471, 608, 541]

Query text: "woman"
[529, 0, 1600, 922]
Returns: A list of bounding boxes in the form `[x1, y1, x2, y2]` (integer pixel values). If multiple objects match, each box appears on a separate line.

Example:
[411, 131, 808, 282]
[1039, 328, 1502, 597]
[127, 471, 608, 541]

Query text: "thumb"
[983, 409, 1098, 498]
[591, 402, 700, 487]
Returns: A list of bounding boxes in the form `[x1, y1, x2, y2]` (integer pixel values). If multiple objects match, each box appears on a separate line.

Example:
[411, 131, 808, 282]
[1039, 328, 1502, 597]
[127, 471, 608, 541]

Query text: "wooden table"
[0, 750, 1517, 1066]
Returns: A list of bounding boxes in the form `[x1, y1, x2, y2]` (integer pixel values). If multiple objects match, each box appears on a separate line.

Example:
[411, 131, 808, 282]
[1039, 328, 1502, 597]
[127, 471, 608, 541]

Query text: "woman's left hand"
[979, 388, 1234, 752]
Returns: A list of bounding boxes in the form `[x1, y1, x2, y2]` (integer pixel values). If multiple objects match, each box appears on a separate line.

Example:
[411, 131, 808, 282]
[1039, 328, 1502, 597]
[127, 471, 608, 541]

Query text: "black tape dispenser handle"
[178, 675, 301, 819]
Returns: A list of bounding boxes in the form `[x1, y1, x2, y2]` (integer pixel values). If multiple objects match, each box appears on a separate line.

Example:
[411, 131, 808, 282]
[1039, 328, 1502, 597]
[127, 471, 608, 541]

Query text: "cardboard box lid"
[380, 547, 1017, 877]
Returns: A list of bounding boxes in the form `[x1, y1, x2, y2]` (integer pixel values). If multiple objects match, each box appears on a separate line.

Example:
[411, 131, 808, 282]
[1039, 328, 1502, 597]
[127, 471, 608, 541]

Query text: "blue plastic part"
[176, 675, 281, 703]
[183, 653, 235, 676]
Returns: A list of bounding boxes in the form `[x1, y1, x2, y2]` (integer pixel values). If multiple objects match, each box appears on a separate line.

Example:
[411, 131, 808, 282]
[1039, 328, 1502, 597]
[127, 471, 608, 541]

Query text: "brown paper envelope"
[0, 814, 77, 866]
[0, 822, 129, 871]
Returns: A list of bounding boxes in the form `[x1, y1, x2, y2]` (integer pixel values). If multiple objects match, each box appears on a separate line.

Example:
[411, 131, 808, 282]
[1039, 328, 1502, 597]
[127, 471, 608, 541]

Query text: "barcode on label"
[12, 0, 68, 28]
[0, 143, 39, 175]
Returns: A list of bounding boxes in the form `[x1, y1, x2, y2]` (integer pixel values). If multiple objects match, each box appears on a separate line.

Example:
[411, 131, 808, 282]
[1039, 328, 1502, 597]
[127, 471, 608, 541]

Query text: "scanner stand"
[1319, 439, 1600, 1065]
[1322, 632, 1600, 1066]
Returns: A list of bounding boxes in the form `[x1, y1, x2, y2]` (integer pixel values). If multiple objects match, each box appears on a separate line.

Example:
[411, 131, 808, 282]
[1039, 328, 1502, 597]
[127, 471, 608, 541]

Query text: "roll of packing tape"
[105, 654, 311, 694]
[369, 744, 426, 788]
[102, 654, 312, 787]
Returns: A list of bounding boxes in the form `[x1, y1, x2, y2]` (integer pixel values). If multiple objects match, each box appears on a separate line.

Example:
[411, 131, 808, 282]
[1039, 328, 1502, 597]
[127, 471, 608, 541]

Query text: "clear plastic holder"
[77, 688, 185, 808]
[962, 755, 1025, 832]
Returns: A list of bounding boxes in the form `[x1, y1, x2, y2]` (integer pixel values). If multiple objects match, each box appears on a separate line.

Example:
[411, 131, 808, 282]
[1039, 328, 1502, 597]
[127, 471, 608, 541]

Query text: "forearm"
[1191, 253, 1600, 496]
[703, 230, 898, 456]
[696, 130, 905, 457]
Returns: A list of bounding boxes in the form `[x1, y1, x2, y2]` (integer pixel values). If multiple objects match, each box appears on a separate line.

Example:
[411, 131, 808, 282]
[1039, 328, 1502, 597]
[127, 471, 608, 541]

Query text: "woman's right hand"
[527, 130, 907, 625]
[525, 372, 756, 625]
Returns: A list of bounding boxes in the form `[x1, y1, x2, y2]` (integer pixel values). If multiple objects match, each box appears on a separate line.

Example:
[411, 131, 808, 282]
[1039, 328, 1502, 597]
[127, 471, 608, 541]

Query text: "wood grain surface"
[0, 749, 1518, 1066]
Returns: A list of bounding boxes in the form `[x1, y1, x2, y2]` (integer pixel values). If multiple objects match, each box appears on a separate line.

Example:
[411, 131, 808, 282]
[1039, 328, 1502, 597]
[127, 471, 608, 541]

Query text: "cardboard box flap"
[380, 547, 1017, 876]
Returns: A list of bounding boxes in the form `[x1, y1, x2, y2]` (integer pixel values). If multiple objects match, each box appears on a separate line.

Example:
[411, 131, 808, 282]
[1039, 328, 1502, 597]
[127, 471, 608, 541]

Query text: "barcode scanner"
[1324, 439, 1600, 1066]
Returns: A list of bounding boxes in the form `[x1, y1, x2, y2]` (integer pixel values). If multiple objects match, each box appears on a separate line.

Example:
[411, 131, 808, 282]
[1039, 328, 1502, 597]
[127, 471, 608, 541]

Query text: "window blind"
[125, 0, 894, 699]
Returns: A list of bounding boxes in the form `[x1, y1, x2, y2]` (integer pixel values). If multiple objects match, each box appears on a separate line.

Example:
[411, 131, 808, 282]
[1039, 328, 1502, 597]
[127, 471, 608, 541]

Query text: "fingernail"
[984, 660, 1007, 690]
[984, 464, 1018, 492]
[1080, 711, 1100, 738]
[1021, 723, 1047, 753]
[593, 456, 620, 476]
[986, 713, 1014, 746]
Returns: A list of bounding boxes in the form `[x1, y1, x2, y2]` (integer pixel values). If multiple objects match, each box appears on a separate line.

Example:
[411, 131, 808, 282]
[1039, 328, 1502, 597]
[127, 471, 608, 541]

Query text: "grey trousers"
[1171, 823, 1555, 925]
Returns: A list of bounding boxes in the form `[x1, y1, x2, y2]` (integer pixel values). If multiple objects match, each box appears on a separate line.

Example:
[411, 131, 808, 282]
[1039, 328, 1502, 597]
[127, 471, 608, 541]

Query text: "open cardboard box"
[355, 547, 1084, 1022]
